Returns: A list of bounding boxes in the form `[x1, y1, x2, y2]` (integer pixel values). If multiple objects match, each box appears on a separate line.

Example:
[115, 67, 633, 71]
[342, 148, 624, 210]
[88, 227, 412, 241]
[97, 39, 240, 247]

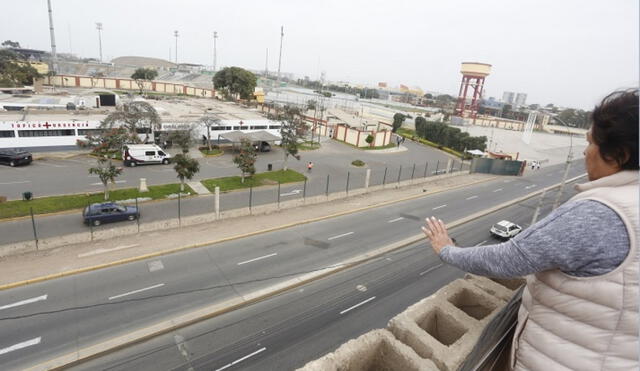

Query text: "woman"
[422, 89, 638, 371]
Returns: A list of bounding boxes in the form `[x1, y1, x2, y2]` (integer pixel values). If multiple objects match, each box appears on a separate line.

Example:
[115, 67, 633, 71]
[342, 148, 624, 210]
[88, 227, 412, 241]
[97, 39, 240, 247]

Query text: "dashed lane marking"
[237, 253, 278, 265]
[215, 347, 267, 371]
[387, 217, 404, 223]
[340, 296, 376, 315]
[432, 204, 447, 210]
[419, 264, 443, 276]
[0, 337, 41, 355]
[108, 283, 165, 301]
[328, 232, 354, 240]
[466, 195, 478, 200]
[0, 295, 48, 311]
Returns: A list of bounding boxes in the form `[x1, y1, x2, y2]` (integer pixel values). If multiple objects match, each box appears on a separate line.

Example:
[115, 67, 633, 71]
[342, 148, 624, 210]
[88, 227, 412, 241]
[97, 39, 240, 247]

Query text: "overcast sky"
[3, 0, 638, 109]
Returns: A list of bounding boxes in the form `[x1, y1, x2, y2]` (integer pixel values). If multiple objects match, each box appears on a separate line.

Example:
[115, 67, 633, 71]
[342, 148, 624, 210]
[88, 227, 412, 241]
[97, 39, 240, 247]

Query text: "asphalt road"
[0, 137, 457, 200]
[0, 140, 469, 246]
[0, 162, 585, 370]
[75, 176, 579, 371]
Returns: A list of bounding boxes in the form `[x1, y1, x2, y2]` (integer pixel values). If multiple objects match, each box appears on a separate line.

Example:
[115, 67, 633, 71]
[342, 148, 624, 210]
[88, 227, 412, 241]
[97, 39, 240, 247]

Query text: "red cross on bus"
[43, 122, 51, 129]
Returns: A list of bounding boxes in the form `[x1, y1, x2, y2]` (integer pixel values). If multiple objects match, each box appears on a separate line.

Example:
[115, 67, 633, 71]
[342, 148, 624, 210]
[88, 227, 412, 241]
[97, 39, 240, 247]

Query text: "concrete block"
[388, 278, 507, 371]
[297, 329, 438, 371]
[463, 274, 524, 302]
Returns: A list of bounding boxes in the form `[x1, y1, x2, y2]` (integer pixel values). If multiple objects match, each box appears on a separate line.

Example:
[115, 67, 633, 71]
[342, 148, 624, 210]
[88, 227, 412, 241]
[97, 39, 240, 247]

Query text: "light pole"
[213, 31, 217, 73]
[46, 0, 58, 73]
[551, 115, 574, 210]
[276, 26, 284, 89]
[174, 30, 179, 64]
[96, 22, 103, 62]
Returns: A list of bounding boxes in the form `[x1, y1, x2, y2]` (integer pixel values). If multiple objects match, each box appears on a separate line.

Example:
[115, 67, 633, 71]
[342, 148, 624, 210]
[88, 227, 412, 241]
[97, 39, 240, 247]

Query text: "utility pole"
[213, 31, 217, 73]
[276, 26, 284, 88]
[552, 117, 574, 210]
[46, 0, 58, 73]
[174, 30, 179, 65]
[96, 22, 103, 62]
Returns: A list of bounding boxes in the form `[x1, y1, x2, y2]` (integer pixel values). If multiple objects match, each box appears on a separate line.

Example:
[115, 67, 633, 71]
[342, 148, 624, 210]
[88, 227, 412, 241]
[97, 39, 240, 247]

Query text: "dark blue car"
[83, 202, 139, 226]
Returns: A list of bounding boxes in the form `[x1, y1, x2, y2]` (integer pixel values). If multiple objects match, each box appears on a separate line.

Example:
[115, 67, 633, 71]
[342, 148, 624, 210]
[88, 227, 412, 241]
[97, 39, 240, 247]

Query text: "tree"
[88, 157, 123, 200]
[0, 49, 42, 87]
[199, 115, 221, 152]
[365, 134, 374, 145]
[307, 99, 317, 111]
[392, 113, 406, 132]
[167, 126, 196, 154]
[131, 68, 158, 94]
[101, 101, 161, 143]
[213, 66, 257, 101]
[233, 138, 257, 183]
[1, 40, 20, 48]
[279, 106, 304, 171]
[173, 153, 200, 192]
[83, 127, 136, 154]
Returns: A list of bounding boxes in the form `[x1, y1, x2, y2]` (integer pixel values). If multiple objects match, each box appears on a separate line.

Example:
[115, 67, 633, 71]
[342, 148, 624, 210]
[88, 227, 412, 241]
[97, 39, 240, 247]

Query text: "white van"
[122, 144, 171, 167]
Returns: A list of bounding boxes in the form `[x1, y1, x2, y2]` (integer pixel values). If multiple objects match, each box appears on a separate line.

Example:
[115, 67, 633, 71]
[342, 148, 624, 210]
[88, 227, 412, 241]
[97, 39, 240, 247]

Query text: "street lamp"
[174, 30, 179, 64]
[551, 115, 574, 210]
[96, 23, 103, 62]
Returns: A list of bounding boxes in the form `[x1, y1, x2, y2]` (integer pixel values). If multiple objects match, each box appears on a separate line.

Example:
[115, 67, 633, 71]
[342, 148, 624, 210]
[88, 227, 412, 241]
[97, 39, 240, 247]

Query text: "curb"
[25, 173, 586, 370]
[0, 174, 495, 291]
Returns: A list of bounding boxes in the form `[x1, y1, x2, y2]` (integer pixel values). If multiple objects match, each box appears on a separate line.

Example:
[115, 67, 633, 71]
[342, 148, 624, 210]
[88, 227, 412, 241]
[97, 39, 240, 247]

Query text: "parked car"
[122, 144, 171, 167]
[490, 220, 522, 239]
[0, 149, 33, 167]
[83, 202, 139, 226]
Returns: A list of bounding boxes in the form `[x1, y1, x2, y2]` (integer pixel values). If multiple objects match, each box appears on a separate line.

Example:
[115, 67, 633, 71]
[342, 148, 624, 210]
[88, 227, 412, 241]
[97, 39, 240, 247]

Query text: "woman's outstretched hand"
[421, 216, 454, 254]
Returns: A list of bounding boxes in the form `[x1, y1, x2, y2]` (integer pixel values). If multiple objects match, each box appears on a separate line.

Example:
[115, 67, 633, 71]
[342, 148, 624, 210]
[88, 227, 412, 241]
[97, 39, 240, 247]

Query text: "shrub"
[351, 159, 365, 167]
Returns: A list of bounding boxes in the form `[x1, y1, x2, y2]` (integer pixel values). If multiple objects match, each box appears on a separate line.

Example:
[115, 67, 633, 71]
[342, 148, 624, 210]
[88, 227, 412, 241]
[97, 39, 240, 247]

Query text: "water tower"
[454, 62, 492, 121]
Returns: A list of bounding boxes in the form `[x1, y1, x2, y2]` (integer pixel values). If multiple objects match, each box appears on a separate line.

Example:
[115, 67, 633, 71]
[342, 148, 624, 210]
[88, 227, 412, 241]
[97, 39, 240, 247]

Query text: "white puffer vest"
[511, 170, 639, 371]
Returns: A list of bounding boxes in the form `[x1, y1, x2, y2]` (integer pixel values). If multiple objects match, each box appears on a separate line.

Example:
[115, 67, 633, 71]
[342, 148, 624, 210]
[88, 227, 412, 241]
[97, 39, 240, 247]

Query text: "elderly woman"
[422, 89, 638, 371]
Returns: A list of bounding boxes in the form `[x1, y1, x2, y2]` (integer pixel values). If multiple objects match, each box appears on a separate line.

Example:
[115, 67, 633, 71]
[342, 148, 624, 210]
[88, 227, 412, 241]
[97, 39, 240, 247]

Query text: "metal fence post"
[135, 197, 140, 233]
[346, 171, 350, 195]
[249, 185, 253, 212]
[397, 165, 402, 184]
[460, 159, 464, 172]
[88, 199, 93, 241]
[30, 207, 38, 250]
[277, 181, 281, 207]
[382, 167, 387, 186]
[435, 160, 440, 175]
[411, 163, 415, 181]
[178, 191, 181, 227]
[424, 161, 428, 178]
[325, 174, 330, 197]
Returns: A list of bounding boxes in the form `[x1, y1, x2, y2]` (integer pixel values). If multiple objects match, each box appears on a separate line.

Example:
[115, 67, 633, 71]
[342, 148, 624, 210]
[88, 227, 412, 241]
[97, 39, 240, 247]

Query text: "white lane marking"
[0, 180, 31, 185]
[108, 283, 165, 300]
[547, 174, 553, 177]
[432, 204, 447, 210]
[78, 244, 140, 258]
[0, 337, 41, 355]
[215, 347, 267, 371]
[493, 188, 503, 192]
[340, 296, 376, 315]
[237, 253, 278, 265]
[475, 240, 488, 246]
[503, 179, 512, 183]
[466, 195, 478, 200]
[38, 162, 66, 168]
[525, 184, 537, 189]
[0, 295, 48, 311]
[387, 217, 404, 223]
[90, 180, 126, 186]
[328, 231, 354, 240]
[419, 264, 443, 276]
[280, 189, 302, 197]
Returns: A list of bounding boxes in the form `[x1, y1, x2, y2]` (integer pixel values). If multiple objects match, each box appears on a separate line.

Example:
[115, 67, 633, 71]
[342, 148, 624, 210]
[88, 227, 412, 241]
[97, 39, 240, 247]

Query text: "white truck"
[122, 144, 171, 167]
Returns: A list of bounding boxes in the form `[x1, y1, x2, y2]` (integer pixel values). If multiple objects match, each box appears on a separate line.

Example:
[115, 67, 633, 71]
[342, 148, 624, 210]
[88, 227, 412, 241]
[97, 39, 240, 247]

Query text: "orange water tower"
[454, 62, 491, 120]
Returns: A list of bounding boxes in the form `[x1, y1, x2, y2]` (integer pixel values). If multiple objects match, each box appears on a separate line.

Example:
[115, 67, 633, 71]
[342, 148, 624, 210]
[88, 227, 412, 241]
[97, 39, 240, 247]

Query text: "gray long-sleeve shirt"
[439, 200, 630, 278]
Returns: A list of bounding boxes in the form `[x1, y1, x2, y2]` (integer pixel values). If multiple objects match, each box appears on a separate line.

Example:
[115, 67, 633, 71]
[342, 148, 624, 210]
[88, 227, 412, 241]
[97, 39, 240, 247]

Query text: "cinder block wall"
[298, 274, 525, 371]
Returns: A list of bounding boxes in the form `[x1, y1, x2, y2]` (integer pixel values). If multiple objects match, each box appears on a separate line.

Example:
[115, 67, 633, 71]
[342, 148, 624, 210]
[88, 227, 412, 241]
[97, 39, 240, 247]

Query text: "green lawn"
[199, 148, 223, 156]
[0, 183, 194, 219]
[201, 169, 306, 192]
[397, 128, 464, 158]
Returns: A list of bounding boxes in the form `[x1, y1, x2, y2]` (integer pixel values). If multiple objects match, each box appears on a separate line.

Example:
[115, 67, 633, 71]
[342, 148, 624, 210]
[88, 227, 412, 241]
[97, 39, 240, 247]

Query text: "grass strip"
[200, 169, 306, 192]
[397, 128, 464, 158]
[0, 183, 194, 219]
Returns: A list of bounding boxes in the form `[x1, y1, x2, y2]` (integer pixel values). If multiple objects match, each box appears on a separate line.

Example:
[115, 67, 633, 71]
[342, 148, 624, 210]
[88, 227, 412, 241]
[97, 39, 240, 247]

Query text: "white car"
[122, 144, 171, 167]
[490, 220, 522, 239]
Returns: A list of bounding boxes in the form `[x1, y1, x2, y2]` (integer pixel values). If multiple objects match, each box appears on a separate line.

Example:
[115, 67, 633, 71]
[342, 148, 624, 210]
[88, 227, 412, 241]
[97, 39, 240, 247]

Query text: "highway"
[0, 162, 585, 370]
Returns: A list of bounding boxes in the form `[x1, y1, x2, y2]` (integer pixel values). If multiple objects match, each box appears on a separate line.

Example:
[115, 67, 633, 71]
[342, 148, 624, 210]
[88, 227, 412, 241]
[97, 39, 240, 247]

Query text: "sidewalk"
[0, 172, 497, 288]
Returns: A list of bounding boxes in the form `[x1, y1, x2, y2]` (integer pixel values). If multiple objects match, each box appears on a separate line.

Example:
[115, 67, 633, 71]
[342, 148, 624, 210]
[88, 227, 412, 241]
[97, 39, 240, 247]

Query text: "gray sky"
[3, 0, 638, 109]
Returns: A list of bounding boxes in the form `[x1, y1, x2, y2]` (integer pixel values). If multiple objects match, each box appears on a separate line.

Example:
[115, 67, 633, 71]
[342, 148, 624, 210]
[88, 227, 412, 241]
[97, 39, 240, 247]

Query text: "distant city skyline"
[2, 0, 637, 110]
